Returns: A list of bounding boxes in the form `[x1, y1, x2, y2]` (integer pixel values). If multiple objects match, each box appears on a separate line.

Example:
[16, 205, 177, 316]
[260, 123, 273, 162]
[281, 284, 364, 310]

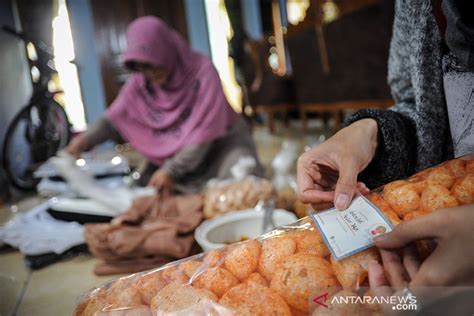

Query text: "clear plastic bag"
[203, 176, 274, 219]
[272, 140, 299, 213]
[74, 156, 474, 315]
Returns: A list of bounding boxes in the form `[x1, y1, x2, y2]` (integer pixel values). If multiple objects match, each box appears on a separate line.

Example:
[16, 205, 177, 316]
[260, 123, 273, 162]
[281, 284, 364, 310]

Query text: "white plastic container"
[195, 209, 298, 251]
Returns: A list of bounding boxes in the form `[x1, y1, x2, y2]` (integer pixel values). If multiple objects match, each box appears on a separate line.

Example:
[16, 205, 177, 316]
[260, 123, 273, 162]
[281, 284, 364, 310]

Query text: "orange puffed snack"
[330, 248, 379, 290]
[258, 235, 296, 281]
[105, 277, 143, 307]
[445, 159, 466, 178]
[150, 281, 218, 314]
[270, 253, 339, 313]
[135, 270, 167, 305]
[224, 240, 261, 280]
[451, 173, 474, 204]
[426, 165, 456, 189]
[220, 281, 291, 316]
[368, 193, 402, 225]
[384, 182, 421, 216]
[290, 228, 330, 257]
[381, 156, 473, 218]
[179, 260, 203, 279]
[160, 264, 189, 284]
[202, 248, 226, 268]
[245, 272, 268, 287]
[374, 156, 473, 259]
[466, 159, 474, 173]
[420, 183, 459, 213]
[193, 266, 239, 298]
[73, 288, 108, 316]
[106, 286, 143, 310]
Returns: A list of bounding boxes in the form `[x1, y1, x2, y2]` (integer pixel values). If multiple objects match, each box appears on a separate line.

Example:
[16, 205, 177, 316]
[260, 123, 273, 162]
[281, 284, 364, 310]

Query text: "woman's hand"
[371, 204, 474, 287]
[148, 169, 174, 194]
[369, 205, 474, 312]
[65, 135, 89, 158]
[297, 119, 378, 210]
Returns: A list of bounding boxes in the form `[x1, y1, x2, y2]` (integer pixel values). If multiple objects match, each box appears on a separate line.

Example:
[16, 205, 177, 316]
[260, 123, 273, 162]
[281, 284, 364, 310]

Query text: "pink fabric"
[106, 16, 238, 165]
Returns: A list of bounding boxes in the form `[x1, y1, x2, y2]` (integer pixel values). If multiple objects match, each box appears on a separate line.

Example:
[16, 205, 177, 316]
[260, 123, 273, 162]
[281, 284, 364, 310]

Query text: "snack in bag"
[203, 177, 273, 219]
[75, 156, 473, 315]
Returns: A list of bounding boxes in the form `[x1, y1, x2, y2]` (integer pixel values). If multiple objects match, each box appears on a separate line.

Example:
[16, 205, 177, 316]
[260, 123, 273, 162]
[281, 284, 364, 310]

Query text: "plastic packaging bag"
[271, 140, 298, 191]
[203, 176, 273, 218]
[46, 152, 154, 215]
[272, 141, 299, 212]
[0, 200, 84, 255]
[203, 176, 274, 219]
[203, 156, 273, 219]
[74, 155, 474, 315]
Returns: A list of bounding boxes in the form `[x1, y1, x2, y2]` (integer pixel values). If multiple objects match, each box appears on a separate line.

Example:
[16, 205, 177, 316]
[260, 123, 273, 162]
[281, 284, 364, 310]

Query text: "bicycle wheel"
[2, 98, 71, 190]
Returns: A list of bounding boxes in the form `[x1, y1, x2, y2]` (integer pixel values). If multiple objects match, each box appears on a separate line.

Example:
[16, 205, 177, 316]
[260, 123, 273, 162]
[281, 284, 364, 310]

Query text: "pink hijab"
[106, 16, 238, 165]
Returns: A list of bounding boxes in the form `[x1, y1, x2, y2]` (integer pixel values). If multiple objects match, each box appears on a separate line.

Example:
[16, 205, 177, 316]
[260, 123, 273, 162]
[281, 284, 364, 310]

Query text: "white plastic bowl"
[195, 209, 298, 251]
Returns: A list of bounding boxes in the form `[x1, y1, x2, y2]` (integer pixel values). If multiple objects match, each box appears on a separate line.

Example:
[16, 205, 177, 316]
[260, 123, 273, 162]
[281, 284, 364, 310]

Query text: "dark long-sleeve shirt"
[346, 0, 454, 188]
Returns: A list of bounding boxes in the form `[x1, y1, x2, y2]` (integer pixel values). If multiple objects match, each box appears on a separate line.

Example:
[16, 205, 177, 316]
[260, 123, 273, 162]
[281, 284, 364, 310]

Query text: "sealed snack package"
[75, 156, 474, 315]
[272, 140, 299, 213]
[203, 176, 274, 219]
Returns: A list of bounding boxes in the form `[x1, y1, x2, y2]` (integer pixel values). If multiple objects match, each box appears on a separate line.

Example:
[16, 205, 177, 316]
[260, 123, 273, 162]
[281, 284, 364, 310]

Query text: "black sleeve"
[345, 108, 418, 188]
[160, 141, 214, 180]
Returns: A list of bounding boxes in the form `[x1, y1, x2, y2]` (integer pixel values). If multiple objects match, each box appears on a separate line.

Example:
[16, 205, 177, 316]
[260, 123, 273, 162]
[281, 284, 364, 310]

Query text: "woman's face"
[134, 63, 170, 86]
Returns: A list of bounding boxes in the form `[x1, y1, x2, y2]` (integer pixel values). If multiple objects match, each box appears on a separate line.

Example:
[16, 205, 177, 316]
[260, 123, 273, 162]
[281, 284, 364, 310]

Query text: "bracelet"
[400, 287, 422, 313]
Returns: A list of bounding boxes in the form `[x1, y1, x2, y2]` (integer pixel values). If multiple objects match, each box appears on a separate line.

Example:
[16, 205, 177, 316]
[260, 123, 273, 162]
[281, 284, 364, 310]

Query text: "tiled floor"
[0, 197, 125, 316]
[0, 120, 334, 316]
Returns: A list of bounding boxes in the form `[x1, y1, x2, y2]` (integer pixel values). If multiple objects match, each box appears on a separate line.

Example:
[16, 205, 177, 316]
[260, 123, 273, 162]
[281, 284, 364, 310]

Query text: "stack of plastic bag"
[38, 152, 154, 216]
[0, 200, 84, 256]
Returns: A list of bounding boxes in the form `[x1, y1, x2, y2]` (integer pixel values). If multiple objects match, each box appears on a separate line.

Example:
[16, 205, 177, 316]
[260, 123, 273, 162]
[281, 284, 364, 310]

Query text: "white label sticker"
[309, 195, 393, 260]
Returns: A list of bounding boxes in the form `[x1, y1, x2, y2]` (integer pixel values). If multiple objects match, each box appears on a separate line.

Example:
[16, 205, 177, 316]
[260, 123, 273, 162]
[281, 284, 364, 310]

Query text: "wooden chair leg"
[301, 109, 308, 134]
[283, 108, 290, 128]
[322, 112, 331, 129]
[332, 110, 341, 129]
[268, 109, 275, 133]
[339, 110, 344, 127]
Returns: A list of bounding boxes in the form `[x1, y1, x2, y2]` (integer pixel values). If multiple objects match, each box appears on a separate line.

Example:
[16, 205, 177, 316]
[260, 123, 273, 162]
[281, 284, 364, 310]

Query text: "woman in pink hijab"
[67, 16, 263, 193]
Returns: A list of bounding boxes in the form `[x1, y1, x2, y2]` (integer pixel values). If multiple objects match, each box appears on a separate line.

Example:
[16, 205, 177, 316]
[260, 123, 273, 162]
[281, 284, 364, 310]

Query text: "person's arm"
[346, 0, 451, 188]
[344, 109, 417, 189]
[160, 141, 214, 180]
[442, 0, 474, 71]
[297, 1, 418, 209]
[83, 117, 123, 149]
[344, 1, 419, 188]
[147, 141, 214, 193]
[297, 0, 448, 209]
[66, 116, 123, 157]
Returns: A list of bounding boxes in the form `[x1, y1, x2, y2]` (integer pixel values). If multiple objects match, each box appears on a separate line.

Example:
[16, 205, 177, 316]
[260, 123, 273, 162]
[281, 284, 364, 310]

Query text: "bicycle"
[1, 25, 71, 190]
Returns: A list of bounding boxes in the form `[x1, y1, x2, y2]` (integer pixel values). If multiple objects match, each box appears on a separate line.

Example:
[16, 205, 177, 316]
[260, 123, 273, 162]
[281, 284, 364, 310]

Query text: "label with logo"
[309, 195, 393, 260]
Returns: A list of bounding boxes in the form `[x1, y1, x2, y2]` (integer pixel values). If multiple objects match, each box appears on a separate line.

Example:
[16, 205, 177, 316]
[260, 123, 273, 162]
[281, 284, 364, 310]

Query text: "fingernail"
[335, 193, 349, 210]
[373, 234, 386, 242]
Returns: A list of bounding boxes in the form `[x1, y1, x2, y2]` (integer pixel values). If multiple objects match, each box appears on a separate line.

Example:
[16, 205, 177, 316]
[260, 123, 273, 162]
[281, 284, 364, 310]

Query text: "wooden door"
[90, 0, 188, 106]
